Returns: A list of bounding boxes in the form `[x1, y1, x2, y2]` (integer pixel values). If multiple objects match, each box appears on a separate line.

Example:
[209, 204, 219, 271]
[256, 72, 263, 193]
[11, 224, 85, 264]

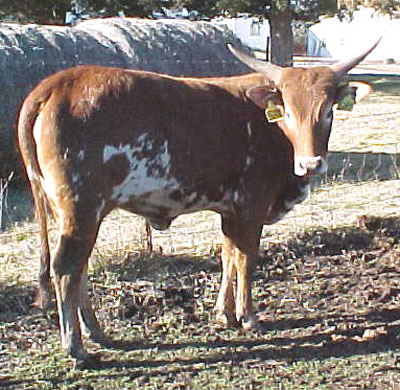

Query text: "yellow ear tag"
[265, 100, 283, 123]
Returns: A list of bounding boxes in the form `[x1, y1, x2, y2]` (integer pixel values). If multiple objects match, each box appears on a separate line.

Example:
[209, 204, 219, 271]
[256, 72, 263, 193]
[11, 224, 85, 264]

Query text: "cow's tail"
[17, 98, 52, 309]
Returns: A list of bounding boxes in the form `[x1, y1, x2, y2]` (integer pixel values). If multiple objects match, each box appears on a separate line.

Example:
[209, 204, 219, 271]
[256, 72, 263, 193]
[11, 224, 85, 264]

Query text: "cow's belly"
[119, 186, 229, 230]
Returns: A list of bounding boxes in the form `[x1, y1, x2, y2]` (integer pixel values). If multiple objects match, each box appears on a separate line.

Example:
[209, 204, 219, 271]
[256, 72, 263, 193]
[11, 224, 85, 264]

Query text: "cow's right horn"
[330, 38, 382, 78]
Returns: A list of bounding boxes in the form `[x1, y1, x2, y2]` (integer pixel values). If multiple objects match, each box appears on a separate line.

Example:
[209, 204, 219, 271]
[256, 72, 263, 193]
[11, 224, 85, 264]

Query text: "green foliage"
[86, 0, 164, 18]
[216, 0, 337, 21]
[0, 0, 70, 24]
[0, 0, 165, 24]
[294, 0, 338, 20]
[171, 0, 218, 17]
[0, 0, 339, 24]
[340, 0, 400, 13]
[0, 0, 398, 25]
[216, 0, 267, 16]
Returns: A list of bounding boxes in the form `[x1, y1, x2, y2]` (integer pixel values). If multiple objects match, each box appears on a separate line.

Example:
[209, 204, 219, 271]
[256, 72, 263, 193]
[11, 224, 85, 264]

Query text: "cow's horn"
[330, 37, 382, 78]
[228, 43, 282, 85]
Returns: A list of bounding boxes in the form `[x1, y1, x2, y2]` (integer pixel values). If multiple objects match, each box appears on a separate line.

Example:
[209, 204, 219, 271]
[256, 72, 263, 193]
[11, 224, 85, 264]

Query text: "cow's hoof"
[240, 315, 260, 331]
[215, 311, 238, 328]
[32, 288, 54, 310]
[89, 331, 113, 347]
[74, 353, 101, 370]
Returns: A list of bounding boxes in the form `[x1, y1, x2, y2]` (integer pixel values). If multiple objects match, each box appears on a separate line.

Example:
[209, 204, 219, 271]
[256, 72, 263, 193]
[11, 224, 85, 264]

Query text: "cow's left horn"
[228, 43, 282, 85]
[331, 38, 382, 78]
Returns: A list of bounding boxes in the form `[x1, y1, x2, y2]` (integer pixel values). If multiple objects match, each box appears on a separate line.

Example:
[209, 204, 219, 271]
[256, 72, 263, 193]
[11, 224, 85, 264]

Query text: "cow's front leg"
[215, 235, 237, 326]
[234, 248, 257, 329]
[221, 215, 262, 330]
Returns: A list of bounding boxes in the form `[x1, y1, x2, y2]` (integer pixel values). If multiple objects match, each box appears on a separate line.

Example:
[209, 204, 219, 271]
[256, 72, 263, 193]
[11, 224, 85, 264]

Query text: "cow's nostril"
[297, 157, 325, 176]
[315, 159, 323, 171]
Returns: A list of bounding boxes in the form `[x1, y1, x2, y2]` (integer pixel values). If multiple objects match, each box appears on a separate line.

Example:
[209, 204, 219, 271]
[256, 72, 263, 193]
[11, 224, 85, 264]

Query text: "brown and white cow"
[18, 41, 378, 366]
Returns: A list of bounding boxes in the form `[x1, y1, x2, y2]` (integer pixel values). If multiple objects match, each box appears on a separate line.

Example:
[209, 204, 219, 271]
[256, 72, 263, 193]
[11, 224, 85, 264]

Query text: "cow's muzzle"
[294, 156, 327, 177]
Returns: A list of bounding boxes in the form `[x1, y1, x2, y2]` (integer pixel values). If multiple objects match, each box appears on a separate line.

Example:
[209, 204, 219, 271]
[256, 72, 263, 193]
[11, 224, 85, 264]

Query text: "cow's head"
[229, 41, 380, 176]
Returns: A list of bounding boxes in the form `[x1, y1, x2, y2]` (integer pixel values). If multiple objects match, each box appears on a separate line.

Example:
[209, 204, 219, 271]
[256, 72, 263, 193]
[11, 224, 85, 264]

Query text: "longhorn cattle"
[18, 41, 379, 367]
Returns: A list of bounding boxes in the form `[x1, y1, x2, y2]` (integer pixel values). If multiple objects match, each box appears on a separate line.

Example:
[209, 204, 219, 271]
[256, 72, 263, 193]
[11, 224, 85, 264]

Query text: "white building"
[213, 16, 270, 51]
[308, 8, 398, 61]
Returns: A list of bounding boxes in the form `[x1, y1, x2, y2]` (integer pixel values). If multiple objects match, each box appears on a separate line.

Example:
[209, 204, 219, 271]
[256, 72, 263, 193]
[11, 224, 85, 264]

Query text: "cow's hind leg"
[51, 220, 100, 368]
[78, 268, 110, 346]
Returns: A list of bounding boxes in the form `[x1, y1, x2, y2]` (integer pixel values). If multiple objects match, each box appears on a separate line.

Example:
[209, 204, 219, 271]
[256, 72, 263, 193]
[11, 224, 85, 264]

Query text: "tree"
[215, 0, 338, 66]
[85, 0, 164, 18]
[338, 0, 400, 16]
[0, 0, 165, 24]
[170, 0, 218, 17]
[0, 0, 70, 24]
[266, 1, 294, 66]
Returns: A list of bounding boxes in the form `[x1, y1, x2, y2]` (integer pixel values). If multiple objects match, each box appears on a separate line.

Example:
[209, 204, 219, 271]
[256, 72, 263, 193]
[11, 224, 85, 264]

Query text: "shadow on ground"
[2, 216, 400, 379]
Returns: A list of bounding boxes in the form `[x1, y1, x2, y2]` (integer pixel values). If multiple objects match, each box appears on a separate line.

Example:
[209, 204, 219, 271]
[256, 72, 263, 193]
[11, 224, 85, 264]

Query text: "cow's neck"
[203, 72, 269, 104]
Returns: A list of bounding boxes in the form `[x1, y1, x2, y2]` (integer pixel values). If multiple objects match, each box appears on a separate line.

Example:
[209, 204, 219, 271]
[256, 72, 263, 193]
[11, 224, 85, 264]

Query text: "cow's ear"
[350, 81, 373, 103]
[336, 81, 373, 111]
[246, 85, 279, 109]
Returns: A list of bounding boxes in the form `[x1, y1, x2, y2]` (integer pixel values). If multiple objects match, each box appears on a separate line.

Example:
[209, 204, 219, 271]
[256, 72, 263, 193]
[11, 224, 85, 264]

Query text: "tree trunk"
[267, 8, 294, 66]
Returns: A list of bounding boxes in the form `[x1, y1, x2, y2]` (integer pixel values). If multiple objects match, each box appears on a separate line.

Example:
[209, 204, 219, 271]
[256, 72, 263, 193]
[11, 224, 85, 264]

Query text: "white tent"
[308, 8, 398, 61]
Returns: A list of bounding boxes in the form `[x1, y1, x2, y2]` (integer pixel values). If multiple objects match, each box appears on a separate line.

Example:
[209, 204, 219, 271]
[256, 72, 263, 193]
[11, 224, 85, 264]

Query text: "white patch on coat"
[96, 199, 106, 222]
[135, 189, 230, 219]
[39, 175, 58, 205]
[102, 134, 233, 216]
[233, 190, 239, 203]
[57, 208, 66, 232]
[33, 112, 44, 144]
[72, 173, 82, 186]
[104, 134, 177, 204]
[245, 156, 254, 168]
[77, 150, 85, 162]
[103, 144, 132, 164]
[26, 165, 38, 181]
[186, 191, 198, 204]
[246, 121, 252, 138]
